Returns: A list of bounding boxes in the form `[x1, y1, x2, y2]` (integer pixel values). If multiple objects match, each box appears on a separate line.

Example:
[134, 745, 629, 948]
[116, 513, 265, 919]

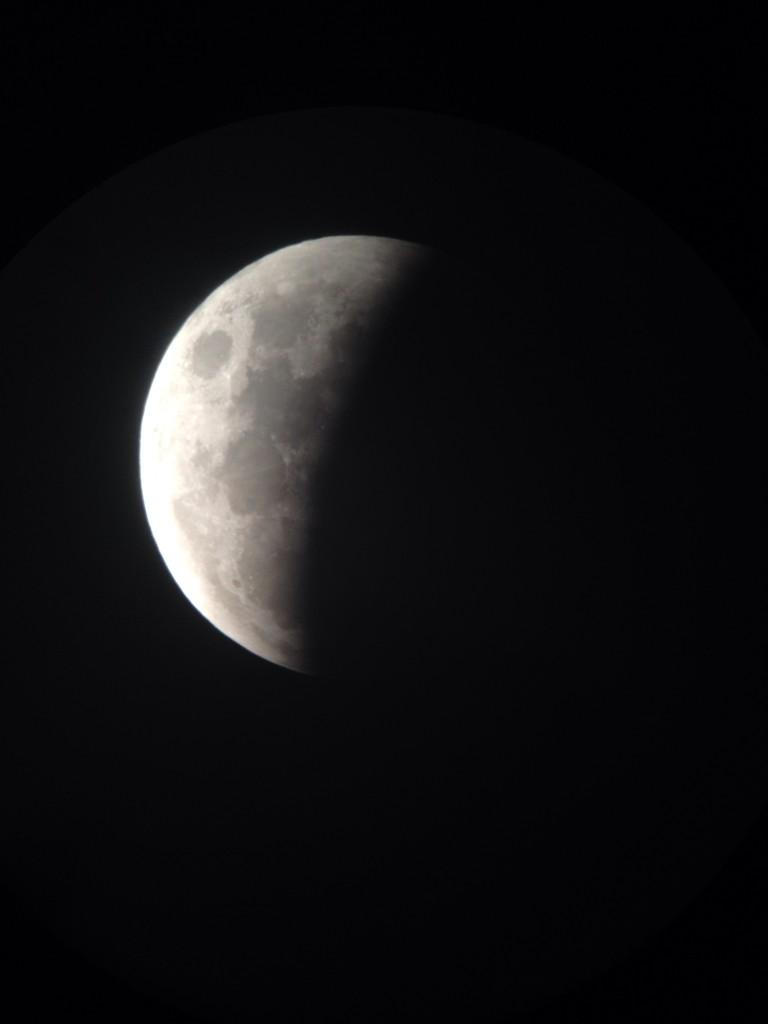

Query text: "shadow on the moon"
[294, 231, 768, 1010]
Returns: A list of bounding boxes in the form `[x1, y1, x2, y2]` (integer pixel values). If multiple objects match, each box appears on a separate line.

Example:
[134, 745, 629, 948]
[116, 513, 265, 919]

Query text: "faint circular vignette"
[4, 107, 768, 1021]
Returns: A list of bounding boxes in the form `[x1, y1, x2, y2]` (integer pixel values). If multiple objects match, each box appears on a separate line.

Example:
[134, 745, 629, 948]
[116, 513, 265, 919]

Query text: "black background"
[2, 6, 768, 1022]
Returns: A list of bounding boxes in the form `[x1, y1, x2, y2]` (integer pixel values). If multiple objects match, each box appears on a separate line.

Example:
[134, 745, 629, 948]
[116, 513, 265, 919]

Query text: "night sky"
[3, 8, 768, 1023]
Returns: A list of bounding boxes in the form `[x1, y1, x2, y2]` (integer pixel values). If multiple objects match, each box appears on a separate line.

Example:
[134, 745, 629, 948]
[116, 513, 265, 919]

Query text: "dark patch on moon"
[192, 329, 233, 378]
[237, 361, 334, 450]
[261, 564, 303, 631]
[236, 362, 295, 433]
[251, 295, 313, 350]
[217, 432, 287, 515]
[234, 518, 305, 631]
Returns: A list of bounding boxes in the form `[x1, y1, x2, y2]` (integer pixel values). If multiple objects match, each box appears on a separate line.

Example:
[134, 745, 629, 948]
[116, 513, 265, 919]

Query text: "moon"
[139, 235, 437, 672]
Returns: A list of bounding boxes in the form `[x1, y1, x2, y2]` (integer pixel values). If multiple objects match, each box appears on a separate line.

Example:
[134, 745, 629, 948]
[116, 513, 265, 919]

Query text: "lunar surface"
[139, 236, 436, 672]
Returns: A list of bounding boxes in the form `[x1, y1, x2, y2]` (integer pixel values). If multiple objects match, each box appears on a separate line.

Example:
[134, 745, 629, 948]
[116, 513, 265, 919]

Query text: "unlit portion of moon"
[139, 236, 433, 671]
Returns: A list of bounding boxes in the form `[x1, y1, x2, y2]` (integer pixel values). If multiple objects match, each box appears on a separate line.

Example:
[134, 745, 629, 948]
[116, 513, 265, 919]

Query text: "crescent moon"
[139, 235, 435, 672]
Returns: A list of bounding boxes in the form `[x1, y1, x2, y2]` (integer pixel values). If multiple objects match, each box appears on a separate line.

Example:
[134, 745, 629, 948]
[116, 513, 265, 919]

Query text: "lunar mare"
[139, 236, 433, 671]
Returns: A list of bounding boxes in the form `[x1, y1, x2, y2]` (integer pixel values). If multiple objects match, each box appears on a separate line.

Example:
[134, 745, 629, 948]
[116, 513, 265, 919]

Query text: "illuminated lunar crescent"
[139, 236, 434, 672]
